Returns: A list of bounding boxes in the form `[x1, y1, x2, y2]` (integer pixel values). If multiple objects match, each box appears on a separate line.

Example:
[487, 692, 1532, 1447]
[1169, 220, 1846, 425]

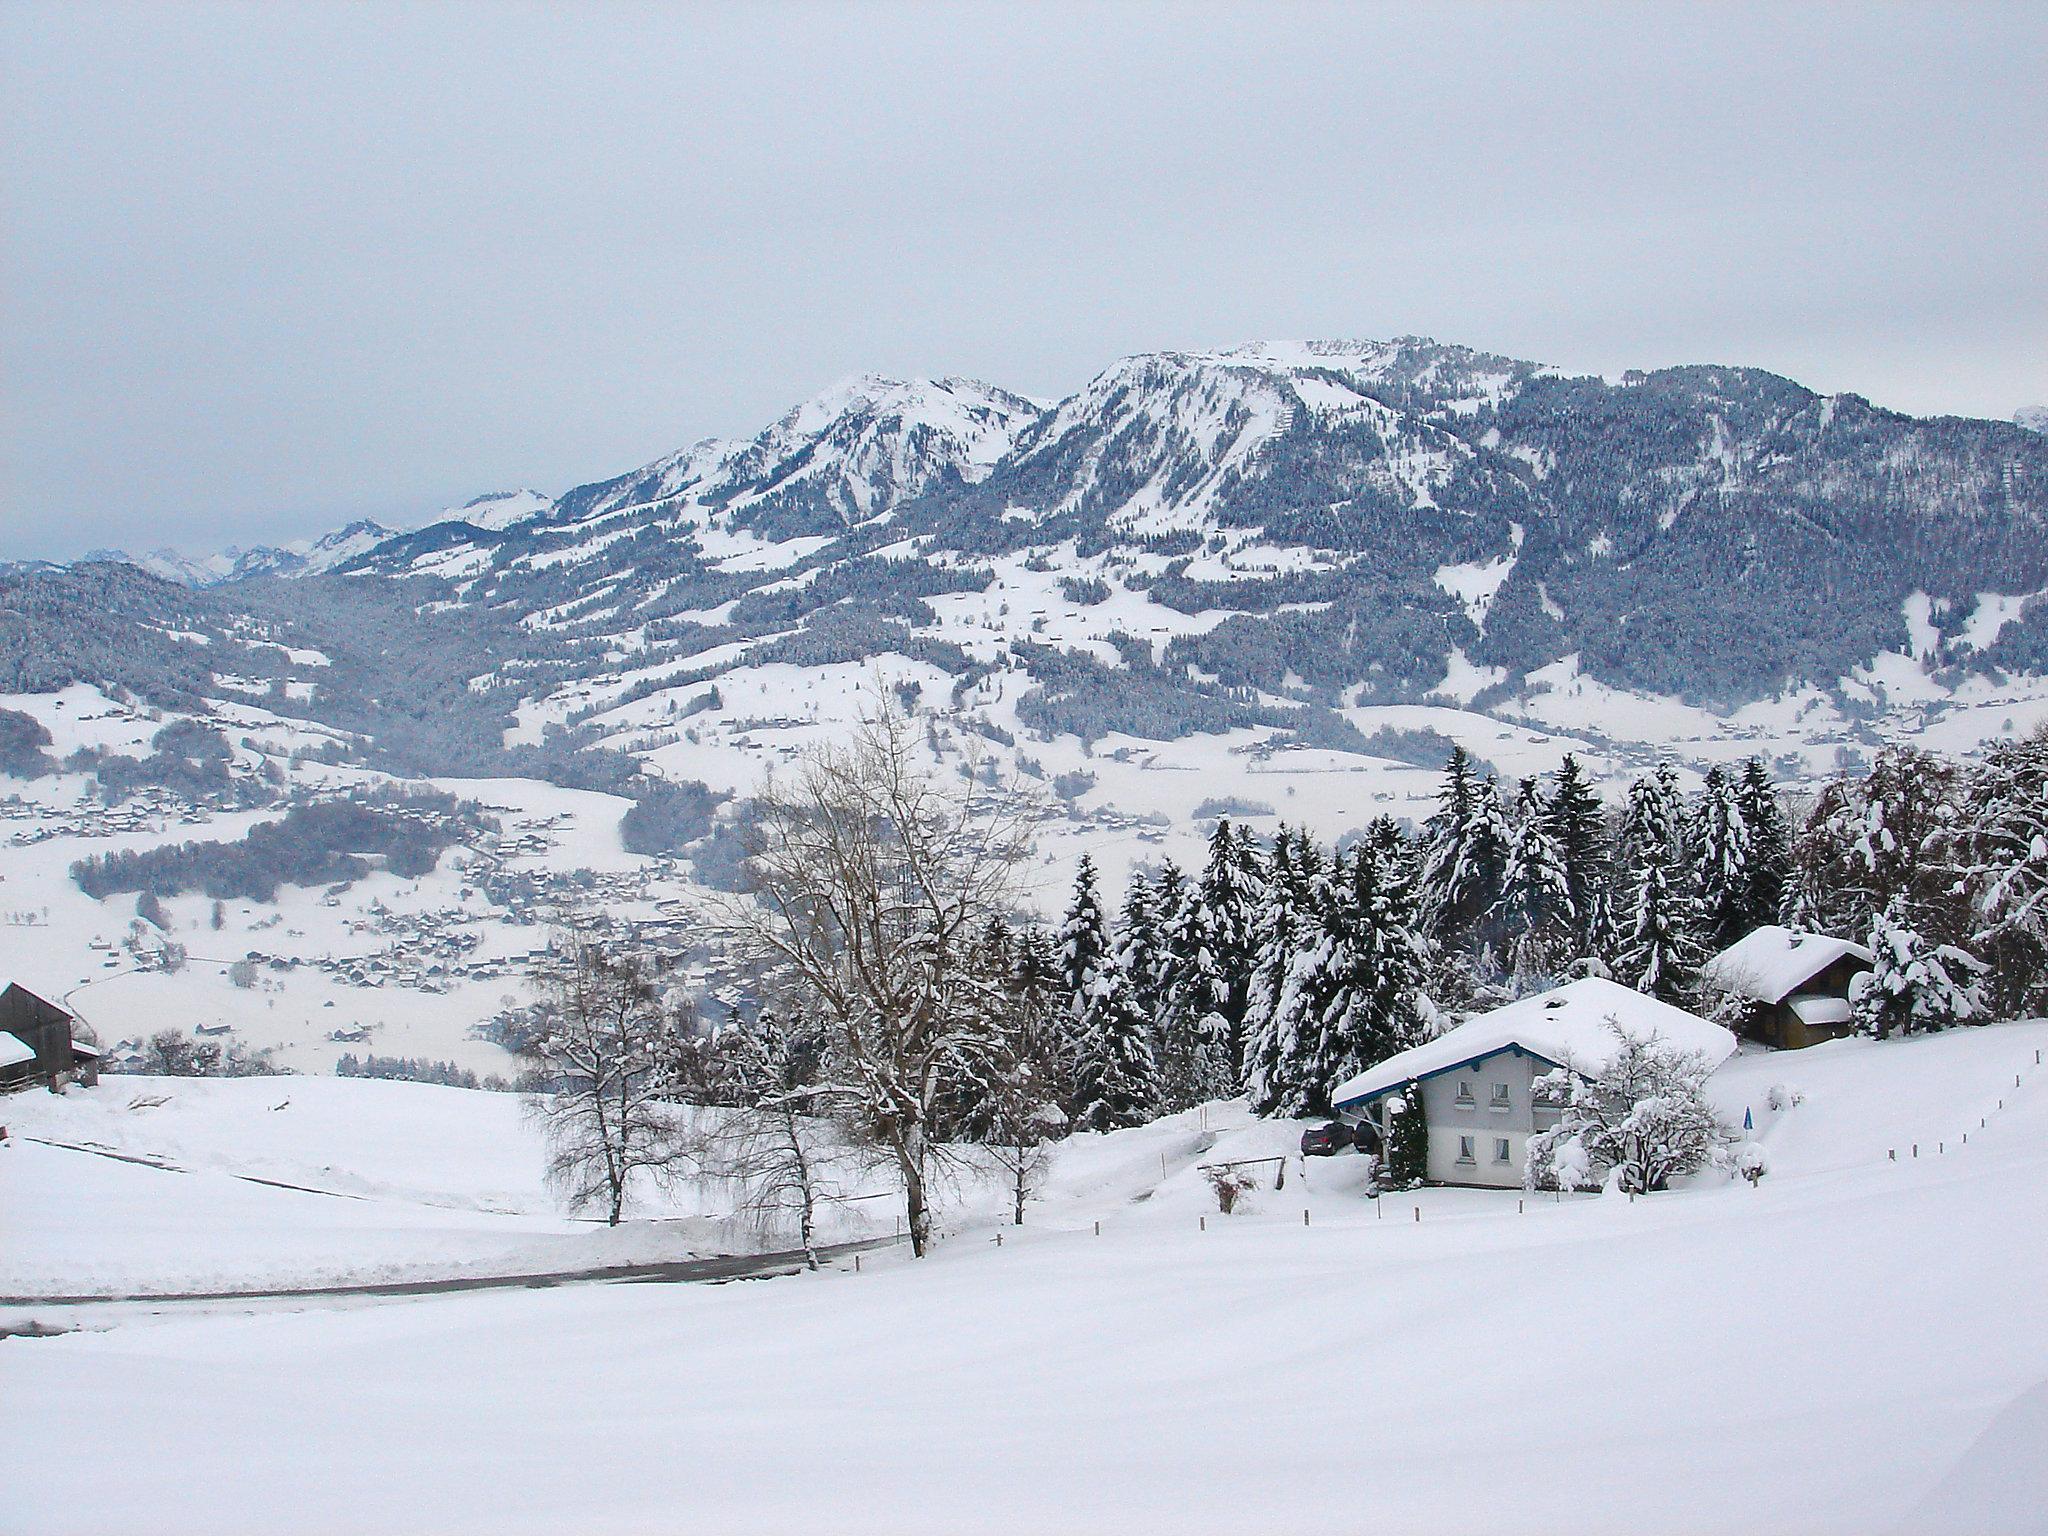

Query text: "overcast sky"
[3, 1, 2043, 561]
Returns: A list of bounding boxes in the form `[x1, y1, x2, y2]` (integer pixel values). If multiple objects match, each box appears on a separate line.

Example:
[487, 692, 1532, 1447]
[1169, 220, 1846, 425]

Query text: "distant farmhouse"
[1702, 926, 1874, 1051]
[0, 979, 100, 1092]
[1330, 977, 1738, 1189]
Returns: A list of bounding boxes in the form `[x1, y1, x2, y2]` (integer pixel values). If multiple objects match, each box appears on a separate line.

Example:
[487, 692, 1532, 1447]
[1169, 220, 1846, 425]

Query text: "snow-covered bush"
[1853, 897, 1988, 1038]
[1204, 1165, 1257, 1214]
[1525, 1022, 1731, 1195]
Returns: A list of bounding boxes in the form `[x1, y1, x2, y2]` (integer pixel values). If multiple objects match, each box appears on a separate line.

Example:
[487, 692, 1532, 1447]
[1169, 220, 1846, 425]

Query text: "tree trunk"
[898, 1122, 932, 1257]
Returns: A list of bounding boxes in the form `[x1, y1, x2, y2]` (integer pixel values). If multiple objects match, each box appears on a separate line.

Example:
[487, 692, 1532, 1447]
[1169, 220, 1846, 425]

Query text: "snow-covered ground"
[4, 1022, 2046, 1533]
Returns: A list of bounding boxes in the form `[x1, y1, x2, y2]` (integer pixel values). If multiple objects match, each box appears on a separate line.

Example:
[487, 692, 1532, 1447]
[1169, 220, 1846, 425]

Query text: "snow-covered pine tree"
[1780, 778, 1861, 933]
[1733, 757, 1793, 933]
[1114, 871, 1170, 1029]
[1056, 855, 1112, 1114]
[1850, 747, 1973, 947]
[1243, 828, 1322, 1115]
[1157, 864, 1229, 1108]
[1325, 824, 1434, 1095]
[1195, 817, 1265, 1084]
[1614, 766, 1705, 1005]
[1498, 775, 1573, 982]
[1420, 746, 1505, 952]
[1956, 729, 2048, 1018]
[1544, 752, 1611, 956]
[1253, 846, 1346, 1117]
[1854, 895, 1989, 1037]
[1069, 966, 1162, 1132]
[931, 917, 1017, 1138]
[1690, 764, 1753, 951]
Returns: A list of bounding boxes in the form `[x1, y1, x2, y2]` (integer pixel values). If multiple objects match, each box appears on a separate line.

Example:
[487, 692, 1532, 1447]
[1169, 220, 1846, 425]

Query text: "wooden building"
[0, 979, 99, 1091]
[1701, 927, 1874, 1051]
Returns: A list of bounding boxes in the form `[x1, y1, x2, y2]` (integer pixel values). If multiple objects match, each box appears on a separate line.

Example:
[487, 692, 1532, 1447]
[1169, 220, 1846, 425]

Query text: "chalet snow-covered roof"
[1330, 977, 1739, 1110]
[0, 1031, 36, 1069]
[1701, 926, 1874, 1005]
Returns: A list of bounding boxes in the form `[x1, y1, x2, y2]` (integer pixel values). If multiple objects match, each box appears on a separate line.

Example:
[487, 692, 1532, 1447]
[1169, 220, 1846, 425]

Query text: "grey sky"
[3, 1, 2043, 561]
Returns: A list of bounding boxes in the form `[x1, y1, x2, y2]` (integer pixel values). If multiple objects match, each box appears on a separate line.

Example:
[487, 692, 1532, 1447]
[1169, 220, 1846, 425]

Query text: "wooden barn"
[0, 979, 100, 1091]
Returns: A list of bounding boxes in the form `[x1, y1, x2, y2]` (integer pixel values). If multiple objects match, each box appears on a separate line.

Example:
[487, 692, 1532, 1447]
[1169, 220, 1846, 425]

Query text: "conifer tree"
[1498, 775, 1573, 981]
[1195, 818, 1265, 1083]
[1384, 1080, 1429, 1188]
[1420, 749, 1513, 957]
[1114, 872, 1170, 1027]
[1691, 764, 1753, 951]
[1544, 753, 1611, 954]
[1056, 855, 1111, 1113]
[1243, 829, 1321, 1115]
[1956, 730, 2048, 1018]
[1614, 766, 1704, 1004]
[1854, 895, 1988, 1037]
[1734, 757, 1793, 932]
[1069, 965, 1161, 1132]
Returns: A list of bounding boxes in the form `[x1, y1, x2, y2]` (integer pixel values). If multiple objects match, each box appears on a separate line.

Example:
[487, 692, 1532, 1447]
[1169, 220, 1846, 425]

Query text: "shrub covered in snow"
[1525, 1021, 1731, 1195]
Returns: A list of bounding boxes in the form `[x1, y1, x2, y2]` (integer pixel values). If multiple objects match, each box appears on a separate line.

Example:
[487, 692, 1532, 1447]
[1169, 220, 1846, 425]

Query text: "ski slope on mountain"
[4, 1022, 2045, 1535]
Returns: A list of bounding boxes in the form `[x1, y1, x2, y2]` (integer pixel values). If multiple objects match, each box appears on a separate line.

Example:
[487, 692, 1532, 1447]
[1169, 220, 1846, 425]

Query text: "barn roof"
[1331, 977, 1738, 1111]
[1702, 926, 1874, 1005]
[0, 1031, 36, 1069]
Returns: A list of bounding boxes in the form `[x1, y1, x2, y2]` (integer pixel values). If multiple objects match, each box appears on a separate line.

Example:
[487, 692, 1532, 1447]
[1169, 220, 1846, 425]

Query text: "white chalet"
[1329, 977, 1739, 1188]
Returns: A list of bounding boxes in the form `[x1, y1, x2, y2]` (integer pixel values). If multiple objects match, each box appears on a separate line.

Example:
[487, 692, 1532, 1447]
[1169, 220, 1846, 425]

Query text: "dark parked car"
[1300, 1122, 1353, 1157]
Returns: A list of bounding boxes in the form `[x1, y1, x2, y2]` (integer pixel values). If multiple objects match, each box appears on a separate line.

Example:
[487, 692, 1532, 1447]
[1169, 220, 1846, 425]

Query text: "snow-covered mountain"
[15, 336, 2048, 834]
[437, 489, 558, 533]
[550, 373, 1045, 531]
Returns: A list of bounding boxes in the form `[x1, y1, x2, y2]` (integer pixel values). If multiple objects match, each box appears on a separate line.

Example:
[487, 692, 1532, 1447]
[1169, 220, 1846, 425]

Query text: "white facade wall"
[1416, 1048, 1559, 1188]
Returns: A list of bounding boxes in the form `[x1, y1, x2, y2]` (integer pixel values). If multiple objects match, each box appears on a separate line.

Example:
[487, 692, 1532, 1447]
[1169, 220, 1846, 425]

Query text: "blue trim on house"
[1331, 1042, 1571, 1114]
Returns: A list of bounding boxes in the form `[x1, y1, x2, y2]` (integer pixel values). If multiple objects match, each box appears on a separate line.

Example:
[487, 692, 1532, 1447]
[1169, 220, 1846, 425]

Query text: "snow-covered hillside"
[4, 1021, 2045, 1533]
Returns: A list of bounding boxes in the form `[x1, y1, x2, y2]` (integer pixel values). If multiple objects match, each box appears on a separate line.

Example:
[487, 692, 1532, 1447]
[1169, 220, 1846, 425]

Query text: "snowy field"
[4, 1022, 2046, 1534]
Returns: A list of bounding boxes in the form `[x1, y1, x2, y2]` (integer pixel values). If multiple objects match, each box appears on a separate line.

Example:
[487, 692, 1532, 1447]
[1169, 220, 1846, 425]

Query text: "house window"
[1457, 1135, 1476, 1164]
[1494, 1138, 1512, 1164]
[1455, 1080, 1475, 1105]
[1491, 1083, 1511, 1110]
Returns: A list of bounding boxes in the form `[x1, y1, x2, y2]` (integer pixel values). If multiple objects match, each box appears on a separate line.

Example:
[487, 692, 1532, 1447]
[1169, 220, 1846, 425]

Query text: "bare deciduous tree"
[709, 1006, 843, 1268]
[707, 699, 1036, 1257]
[521, 938, 696, 1226]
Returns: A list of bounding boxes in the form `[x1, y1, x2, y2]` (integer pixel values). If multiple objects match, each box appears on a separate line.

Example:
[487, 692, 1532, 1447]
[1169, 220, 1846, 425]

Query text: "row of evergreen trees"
[1027, 733, 2048, 1131]
[674, 733, 2048, 1152]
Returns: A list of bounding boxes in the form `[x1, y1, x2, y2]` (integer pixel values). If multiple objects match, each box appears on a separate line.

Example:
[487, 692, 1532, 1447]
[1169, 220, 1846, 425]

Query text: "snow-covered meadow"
[4, 1021, 2045, 1534]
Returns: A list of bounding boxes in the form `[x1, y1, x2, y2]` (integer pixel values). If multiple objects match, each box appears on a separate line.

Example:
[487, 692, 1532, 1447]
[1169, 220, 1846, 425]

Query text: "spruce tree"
[1195, 818, 1265, 1084]
[1615, 766, 1705, 1004]
[1243, 829, 1321, 1115]
[1691, 764, 1753, 951]
[1734, 758, 1793, 932]
[1056, 855, 1111, 1114]
[1956, 731, 2048, 1018]
[1544, 753, 1610, 954]
[1114, 872, 1170, 1027]
[1498, 775, 1573, 981]
[1854, 895, 1988, 1037]
[1070, 967, 1161, 1132]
